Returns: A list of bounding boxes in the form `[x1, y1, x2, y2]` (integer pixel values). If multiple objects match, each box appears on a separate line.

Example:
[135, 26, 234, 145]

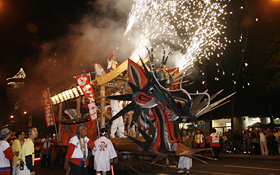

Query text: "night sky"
[0, 0, 280, 134]
[0, 0, 97, 133]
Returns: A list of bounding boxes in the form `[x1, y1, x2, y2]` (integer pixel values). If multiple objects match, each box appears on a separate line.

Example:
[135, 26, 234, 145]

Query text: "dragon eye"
[149, 87, 155, 93]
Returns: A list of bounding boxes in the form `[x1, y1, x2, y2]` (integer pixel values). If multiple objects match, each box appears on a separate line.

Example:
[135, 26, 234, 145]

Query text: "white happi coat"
[110, 92, 124, 138]
[92, 136, 117, 172]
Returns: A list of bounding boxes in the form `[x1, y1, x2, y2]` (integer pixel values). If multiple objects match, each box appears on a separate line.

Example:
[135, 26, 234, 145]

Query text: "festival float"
[44, 0, 242, 173]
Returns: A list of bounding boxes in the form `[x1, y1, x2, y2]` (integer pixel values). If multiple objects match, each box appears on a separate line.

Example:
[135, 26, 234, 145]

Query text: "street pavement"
[32, 152, 280, 175]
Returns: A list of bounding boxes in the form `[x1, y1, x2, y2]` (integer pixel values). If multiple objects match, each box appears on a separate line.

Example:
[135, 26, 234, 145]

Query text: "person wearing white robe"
[110, 92, 125, 138]
[178, 129, 192, 174]
[93, 128, 117, 175]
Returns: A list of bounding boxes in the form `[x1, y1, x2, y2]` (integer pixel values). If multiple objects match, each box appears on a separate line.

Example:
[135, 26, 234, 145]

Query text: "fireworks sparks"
[125, 0, 230, 70]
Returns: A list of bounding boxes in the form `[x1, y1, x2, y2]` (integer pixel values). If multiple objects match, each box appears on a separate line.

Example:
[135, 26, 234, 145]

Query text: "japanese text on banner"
[76, 75, 97, 121]
[42, 89, 55, 127]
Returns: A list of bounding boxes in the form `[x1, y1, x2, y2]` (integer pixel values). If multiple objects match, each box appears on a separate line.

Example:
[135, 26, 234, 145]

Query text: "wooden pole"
[76, 96, 81, 118]
[117, 152, 144, 175]
[100, 85, 105, 128]
[58, 102, 63, 143]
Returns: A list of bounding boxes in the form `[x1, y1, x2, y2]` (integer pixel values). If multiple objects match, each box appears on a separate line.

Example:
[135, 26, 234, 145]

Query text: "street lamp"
[23, 111, 27, 115]
[10, 115, 14, 119]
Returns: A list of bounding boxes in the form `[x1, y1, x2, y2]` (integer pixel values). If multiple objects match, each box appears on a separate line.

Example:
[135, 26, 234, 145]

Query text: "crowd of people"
[183, 127, 280, 157]
[221, 128, 280, 156]
[3, 123, 280, 175]
[0, 126, 116, 175]
[0, 127, 38, 175]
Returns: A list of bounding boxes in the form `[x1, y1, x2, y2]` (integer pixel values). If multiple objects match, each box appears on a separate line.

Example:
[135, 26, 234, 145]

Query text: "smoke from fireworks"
[125, 0, 229, 70]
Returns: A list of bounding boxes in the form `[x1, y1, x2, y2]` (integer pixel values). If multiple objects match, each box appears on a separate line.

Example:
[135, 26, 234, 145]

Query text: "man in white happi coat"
[64, 126, 95, 175]
[110, 92, 125, 138]
[106, 48, 118, 73]
[92, 128, 117, 175]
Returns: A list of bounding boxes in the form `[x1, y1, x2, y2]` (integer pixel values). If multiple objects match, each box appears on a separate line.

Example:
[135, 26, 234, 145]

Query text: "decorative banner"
[42, 88, 55, 127]
[75, 75, 97, 121]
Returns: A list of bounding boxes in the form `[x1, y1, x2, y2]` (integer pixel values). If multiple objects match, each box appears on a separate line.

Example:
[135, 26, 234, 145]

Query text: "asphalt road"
[32, 157, 280, 175]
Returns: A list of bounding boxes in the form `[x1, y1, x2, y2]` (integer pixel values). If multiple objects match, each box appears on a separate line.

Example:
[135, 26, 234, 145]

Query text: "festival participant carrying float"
[110, 91, 125, 138]
[92, 128, 117, 175]
[64, 126, 95, 175]
[106, 48, 119, 73]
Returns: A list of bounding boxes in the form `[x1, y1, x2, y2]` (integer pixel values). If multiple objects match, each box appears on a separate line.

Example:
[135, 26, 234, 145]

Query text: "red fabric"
[0, 170, 10, 175]
[85, 121, 97, 141]
[42, 89, 55, 127]
[108, 53, 115, 61]
[82, 104, 89, 109]
[210, 135, 221, 147]
[4, 147, 13, 162]
[61, 125, 69, 146]
[87, 140, 95, 149]
[70, 124, 78, 137]
[65, 143, 75, 160]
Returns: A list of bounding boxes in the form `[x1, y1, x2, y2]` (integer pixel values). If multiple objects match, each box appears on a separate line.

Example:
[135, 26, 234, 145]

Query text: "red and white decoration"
[76, 75, 97, 121]
[42, 88, 55, 127]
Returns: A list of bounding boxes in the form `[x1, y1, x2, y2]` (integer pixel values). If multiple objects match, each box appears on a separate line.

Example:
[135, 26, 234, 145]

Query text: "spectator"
[233, 130, 242, 143]
[222, 132, 228, 151]
[243, 130, 250, 152]
[259, 128, 268, 156]
[194, 129, 205, 155]
[233, 130, 242, 153]
[268, 131, 278, 156]
[210, 128, 221, 159]
[53, 138, 62, 167]
[92, 128, 117, 175]
[276, 130, 280, 154]
[40, 134, 53, 169]
[0, 128, 13, 175]
[64, 126, 95, 175]
[17, 126, 38, 175]
[251, 129, 261, 155]
[12, 131, 25, 175]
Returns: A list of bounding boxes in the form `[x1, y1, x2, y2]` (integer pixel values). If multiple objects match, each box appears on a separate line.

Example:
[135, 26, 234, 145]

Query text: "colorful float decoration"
[104, 46, 235, 164]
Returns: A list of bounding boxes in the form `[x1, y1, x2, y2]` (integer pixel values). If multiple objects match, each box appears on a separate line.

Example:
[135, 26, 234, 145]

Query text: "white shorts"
[17, 165, 31, 175]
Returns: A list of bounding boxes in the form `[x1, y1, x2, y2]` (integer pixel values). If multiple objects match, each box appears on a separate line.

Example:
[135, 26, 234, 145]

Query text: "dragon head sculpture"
[105, 46, 235, 162]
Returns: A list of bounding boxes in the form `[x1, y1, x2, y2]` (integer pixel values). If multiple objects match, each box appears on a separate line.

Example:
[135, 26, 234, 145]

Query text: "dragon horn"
[146, 46, 155, 72]
[164, 50, 173, 64]
[162, 44, 165, 66]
